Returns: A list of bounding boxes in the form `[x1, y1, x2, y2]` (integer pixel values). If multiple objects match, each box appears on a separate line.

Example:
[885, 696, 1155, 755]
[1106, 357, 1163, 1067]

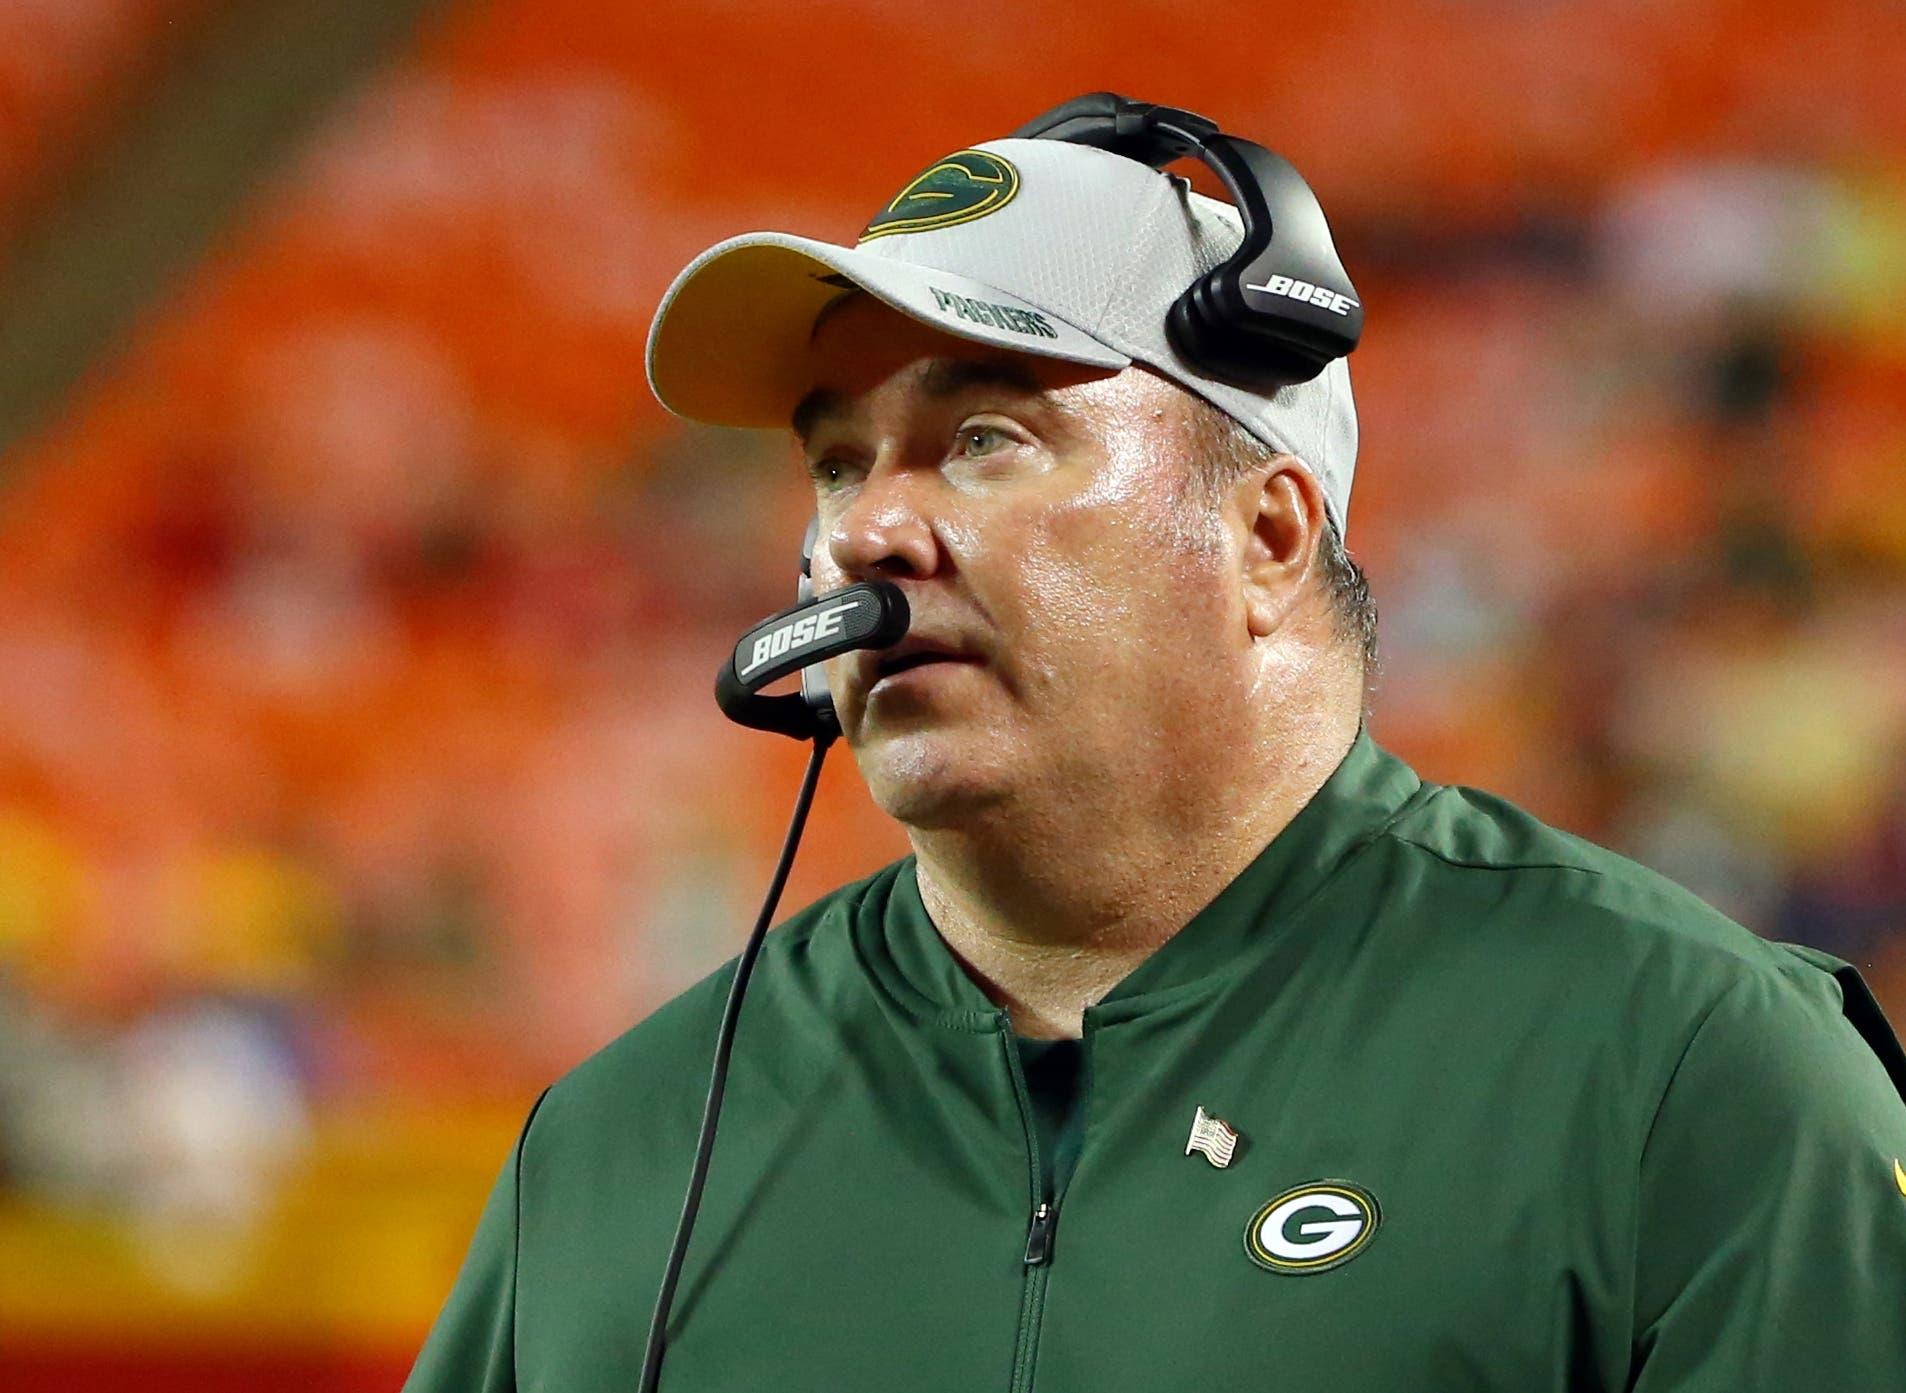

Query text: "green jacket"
[404, 725, 1906, 1391]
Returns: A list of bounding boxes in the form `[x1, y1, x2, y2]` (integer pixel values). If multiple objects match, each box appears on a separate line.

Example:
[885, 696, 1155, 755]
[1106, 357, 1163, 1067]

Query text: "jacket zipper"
[1024, 1202, 1056, 1264]
[1001, 1023, 1056, 1393]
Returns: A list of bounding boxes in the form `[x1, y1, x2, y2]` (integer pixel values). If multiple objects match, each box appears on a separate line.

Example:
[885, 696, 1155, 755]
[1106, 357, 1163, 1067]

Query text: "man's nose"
[823, 465, 940, 584]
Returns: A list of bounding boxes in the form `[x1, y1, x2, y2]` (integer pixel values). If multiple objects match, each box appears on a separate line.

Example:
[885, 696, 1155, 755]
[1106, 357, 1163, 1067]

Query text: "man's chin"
[851, 730, 1010, 830]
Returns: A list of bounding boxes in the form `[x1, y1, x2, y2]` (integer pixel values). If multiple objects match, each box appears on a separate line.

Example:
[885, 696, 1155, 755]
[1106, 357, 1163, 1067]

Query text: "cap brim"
[645, 232, 1131, 430]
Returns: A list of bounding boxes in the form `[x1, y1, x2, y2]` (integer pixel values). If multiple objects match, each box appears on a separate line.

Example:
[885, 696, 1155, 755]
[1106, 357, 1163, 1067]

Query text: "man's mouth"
[867, 639, 981, 690]
[878, 651, 956, 677]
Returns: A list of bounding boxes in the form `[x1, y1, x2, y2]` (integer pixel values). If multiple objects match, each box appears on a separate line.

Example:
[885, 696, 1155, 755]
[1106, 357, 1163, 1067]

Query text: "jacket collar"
[862, 719, 1430, 1031]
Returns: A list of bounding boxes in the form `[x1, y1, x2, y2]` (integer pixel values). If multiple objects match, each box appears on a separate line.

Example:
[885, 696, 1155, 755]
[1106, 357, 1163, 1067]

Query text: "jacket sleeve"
[402, 1087, 551, 1393]
[1629, 961, 1906, 1389]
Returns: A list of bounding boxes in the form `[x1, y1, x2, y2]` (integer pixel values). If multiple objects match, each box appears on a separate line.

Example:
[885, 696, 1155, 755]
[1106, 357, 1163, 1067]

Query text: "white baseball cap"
[645, 137, 1358, 537]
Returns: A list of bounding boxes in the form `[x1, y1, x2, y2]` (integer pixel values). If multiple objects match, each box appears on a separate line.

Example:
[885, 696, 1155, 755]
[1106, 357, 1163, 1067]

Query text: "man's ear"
[1237, 458, 1329, 639]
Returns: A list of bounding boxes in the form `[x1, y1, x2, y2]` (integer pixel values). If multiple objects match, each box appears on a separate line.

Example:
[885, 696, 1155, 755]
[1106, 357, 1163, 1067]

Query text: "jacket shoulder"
[1378, 775, 1846, 1004]
[532, 857, 909, 1135]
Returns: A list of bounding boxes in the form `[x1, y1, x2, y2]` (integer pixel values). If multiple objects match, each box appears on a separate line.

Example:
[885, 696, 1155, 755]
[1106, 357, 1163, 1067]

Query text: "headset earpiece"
[1164, 135, 1361, 385]
[1011, 92, 1361, 390]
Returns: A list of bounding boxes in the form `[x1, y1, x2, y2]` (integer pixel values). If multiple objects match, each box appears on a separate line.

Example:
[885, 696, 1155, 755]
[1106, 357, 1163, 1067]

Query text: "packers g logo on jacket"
[860, 150, 1020, 241]
[1245, 1181, 1382, 1274]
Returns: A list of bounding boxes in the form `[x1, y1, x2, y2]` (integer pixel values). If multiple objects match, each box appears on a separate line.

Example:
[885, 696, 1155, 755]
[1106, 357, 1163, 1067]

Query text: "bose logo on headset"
[1244, 274, 1358, 317]
[739, 601, 858, 679]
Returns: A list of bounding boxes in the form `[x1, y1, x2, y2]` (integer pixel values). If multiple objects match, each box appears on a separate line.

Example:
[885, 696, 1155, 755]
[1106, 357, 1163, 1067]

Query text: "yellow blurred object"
[0, 808, 96, 989]
[0, 1099, 527, 1345]
[155, 845, 343, 995]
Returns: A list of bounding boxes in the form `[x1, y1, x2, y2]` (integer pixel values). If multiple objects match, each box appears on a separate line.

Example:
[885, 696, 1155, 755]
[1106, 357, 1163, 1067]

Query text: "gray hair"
[1178, 393, 1381, 695]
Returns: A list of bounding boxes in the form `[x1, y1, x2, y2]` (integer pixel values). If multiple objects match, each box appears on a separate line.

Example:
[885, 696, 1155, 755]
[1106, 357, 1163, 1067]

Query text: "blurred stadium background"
[0, 0, 1901, 1386]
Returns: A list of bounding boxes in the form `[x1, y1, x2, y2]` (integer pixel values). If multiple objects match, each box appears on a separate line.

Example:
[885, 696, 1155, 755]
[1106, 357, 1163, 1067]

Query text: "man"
[405, 118, 1906, 1392]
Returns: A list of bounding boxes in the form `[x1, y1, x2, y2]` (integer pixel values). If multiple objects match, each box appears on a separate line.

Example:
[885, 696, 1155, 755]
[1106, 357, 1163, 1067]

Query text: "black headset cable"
[636, 728, 835, 1393]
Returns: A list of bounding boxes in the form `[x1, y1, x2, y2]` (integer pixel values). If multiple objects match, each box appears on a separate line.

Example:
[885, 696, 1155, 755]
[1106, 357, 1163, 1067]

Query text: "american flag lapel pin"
[1185, 1104, 1241, 1168]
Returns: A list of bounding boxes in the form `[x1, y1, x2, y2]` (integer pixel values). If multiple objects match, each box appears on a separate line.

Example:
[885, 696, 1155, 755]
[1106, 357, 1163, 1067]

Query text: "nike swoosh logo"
[1895, 1158, 1906, 1198]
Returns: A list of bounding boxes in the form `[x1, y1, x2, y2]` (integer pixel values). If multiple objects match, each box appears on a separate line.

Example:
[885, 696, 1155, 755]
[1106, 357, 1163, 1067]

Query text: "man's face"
[797, 295, 1260, 830]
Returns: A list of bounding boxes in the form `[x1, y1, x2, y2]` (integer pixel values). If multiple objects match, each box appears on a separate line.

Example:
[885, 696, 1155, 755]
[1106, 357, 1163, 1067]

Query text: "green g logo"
[1245, 1181, 1382, 1275]
[860, 150, 1020, 242]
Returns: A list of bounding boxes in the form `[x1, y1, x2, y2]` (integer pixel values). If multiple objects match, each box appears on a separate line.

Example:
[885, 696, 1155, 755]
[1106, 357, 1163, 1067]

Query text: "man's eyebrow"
[791, 388, 844, 444]
[917, 357, 1043, 402]
[790, 357, 1066, 443]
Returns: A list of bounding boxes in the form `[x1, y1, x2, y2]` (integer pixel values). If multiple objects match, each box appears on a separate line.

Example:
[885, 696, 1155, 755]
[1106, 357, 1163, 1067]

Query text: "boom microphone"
[715, 580, 911, 740]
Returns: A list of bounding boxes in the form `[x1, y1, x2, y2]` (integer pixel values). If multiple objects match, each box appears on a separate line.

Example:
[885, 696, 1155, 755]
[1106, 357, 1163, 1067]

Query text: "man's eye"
[806, 458, 848, 489]
[954, 424, 1013, 457]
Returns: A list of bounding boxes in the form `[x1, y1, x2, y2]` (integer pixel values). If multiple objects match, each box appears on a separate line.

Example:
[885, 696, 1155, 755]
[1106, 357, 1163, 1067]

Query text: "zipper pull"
[1024, 1201, 1057, 1265]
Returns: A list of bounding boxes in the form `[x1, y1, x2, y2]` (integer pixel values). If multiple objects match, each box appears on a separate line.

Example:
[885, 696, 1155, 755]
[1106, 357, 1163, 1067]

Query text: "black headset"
[1010, 91, 1362, 390]
[715, 91, 1362, 745]
[654, 93, 1360, 1392]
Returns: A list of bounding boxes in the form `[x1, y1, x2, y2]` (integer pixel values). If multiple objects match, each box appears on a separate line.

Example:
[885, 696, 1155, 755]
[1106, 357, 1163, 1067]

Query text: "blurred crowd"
[0, 0, 1901, 1374]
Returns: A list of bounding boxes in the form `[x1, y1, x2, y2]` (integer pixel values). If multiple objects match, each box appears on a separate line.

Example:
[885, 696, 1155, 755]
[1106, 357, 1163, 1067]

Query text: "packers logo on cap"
[860, 150, 1019, 242]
